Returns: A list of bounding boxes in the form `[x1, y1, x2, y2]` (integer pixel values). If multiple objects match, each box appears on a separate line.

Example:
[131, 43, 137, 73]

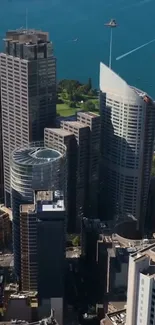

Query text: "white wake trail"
[116, 38, 155, 61]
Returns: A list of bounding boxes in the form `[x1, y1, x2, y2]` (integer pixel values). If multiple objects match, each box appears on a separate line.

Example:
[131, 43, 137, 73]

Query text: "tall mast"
[104, 19, 118, 69]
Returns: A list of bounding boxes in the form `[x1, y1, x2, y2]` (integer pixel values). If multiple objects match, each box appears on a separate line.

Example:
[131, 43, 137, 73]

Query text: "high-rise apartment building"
[0, 29, 56, 206]
[44, 128, 77, 232]
[126, 243, 155, 325]
[99, 62, 155, 231]
[77, 112, 100, 218]
[61, 121, 89, 231]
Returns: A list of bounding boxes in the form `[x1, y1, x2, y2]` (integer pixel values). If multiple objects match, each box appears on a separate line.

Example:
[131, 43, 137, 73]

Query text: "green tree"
[72, 235, 80, 246]
[69, 101, 76, 108]
[83, 100, 96, 112]
[87, 77, 92, 91]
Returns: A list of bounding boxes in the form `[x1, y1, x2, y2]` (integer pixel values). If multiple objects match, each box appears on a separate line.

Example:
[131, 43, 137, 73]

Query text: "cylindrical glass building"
[10, 141, 66, 277]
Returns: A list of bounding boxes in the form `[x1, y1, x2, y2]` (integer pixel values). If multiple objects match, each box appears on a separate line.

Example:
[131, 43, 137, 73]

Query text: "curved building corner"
[99, 62, 155, 233]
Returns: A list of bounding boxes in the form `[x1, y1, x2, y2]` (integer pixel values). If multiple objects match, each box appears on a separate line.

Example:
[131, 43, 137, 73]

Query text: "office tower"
[20, 191, 65, 325]
[44, 128, 77, 232]
[0, 209, 11, 249]
[37, 190, 65, 325]
[10, 142, 66, 277]
[126, 244, 155, 325]
[0, 91, 4, 201]
[99, 62, 155, 231]
[0, 29, 56, 207]
[61, 121, 89, 232]
[146, 177, 155, 232]
[77, 112, 100, 218]
[20, 204, 37, 291]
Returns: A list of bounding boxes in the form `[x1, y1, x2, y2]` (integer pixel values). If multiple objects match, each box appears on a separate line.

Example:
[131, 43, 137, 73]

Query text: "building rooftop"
[10, 291, 37, 299]
[77, 111, 99, 118]
[11, 144, 62, 166]
[20, 204, 35, 214]
[0, 205, 12, 220]
[131, 242, 155, 262]
[4, 29, 49, 45]
[4, 283, 19, 292]
[0, 254, 14, 267]
[37, 191, 65, 212]
[45, 128, 73, 137]
[66, 247, 81, 258]
[0, 314, 59, 325]
[61, 121, 89, 129]
[106, 309, 126, 325]
[100, 62, 154, 104]
[36, 191, 54, 201]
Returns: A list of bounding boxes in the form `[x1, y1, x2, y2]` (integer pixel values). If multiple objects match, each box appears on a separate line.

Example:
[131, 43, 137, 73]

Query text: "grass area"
[57, 103, 76, 117]
[56, 94, 99, 117]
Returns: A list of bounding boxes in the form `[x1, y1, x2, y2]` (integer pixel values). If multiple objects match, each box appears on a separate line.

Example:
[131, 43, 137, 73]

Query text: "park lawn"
[57, 103, 76, 116]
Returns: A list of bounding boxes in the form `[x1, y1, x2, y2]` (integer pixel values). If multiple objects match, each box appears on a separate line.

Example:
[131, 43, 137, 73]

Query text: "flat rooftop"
[131, 243, 155, 262]
[20, 204, 35, 214]
[4, 29, 49, 45]
[10, 291, 37, 299]
[41, 200, 64, 212]
[77, 111, 99, 118]
[0, 205, 12, 220]
[45, 128, 73, 137]
[36, 190, 53, 201]
[61, 121, 89, 129]
[106, 309, 126, 325]
[4, 283, 19, 292]
[37, 191, 65, 212]
[0, 315, 59, 325]
[66, 247, 81, 258]
[0, 254, 14, 267]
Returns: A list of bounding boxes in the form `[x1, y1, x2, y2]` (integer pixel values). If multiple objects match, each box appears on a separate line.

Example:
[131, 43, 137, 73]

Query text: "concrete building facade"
[20, 204, 37, 291]
[44, 128, 77, 232]
[10, 142, 66, 277]
[0, 92, 4, 201]
[0, 29, 56, 207]
[99, 62, 155, 231]
[126, 244, 155, 325]
[77, 112, 100, 218]
[61, 121, 89, 231]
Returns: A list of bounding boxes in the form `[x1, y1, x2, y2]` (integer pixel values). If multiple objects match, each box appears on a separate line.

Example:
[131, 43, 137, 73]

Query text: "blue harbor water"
[0, 0, 155, 96]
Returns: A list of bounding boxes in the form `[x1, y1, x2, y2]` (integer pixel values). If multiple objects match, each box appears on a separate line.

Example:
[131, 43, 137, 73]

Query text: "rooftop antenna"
[26, 8, 28, 30]
[104, 19, 118, 69]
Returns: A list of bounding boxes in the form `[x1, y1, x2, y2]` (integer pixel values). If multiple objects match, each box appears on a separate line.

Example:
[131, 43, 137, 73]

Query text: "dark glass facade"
[37, 207, 65, 300]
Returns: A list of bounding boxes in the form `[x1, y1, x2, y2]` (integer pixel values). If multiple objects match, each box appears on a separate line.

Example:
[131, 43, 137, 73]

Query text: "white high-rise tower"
[99, 62, 155, 231]
[126, 244, 155, 325]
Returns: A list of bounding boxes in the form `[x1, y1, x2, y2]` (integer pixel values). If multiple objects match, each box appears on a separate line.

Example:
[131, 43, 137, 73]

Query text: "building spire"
[104, 19, 118, 69]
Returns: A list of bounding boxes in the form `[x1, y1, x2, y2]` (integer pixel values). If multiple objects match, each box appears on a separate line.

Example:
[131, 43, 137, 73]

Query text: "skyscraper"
[0, 91, 4, 201]
[20, 190, 66, 315]
[44, 128, 77, 232]
[37, 190, 65, 325]
[99, 62, 155, 231]
[61, 121, 89, 232]
[126, 243, 155, 325]
[11, 142, 66, 277]
[77, 112, 100, 218]
[0, 29, 56, 206]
